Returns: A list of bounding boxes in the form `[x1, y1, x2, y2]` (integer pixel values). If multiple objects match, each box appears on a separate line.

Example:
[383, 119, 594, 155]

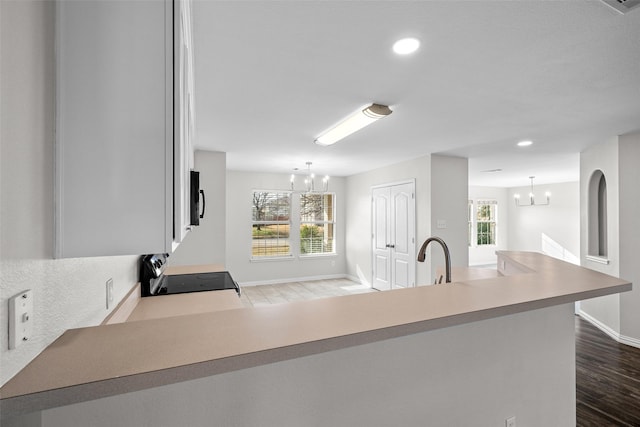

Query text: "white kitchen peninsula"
[0, 252, 631, 426]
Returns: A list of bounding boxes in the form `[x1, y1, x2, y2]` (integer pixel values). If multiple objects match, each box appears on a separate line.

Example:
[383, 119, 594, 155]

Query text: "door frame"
[371, 179, 417, 290]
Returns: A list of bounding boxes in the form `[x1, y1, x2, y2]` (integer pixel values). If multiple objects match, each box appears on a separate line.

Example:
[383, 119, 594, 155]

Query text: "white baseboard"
[578, 310, 640, 349]
[241, 273, 355, 287]
[619, 333, 640, 348]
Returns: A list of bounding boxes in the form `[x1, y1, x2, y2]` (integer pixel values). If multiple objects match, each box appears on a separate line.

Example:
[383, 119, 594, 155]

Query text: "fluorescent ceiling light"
[314, 104, 392, 146]
[517, 140, 533, 147]
[393, 38, 420, 55]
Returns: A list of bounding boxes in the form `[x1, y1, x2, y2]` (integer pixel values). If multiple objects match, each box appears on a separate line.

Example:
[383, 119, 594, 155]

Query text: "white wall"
[579, 138, 620, 334]
[345, 155, 432, 286]
[169, 150, 226, 267]
[225, 170, 347, 284]
[576, 133, 640, 346]
[430, 155, 468, 274]
[469, 182, 580, 268]
[618, 132, 640, 342]
[468, 186, 509, 266]
[29, 304, 576, 427]
[507, 181, 580, 263]
[0, 1, 139, 387]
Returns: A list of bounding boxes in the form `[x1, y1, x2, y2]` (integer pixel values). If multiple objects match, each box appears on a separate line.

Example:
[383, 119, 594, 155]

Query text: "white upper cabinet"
[174, 0, 196, 247]
[55, 0, 194, 258]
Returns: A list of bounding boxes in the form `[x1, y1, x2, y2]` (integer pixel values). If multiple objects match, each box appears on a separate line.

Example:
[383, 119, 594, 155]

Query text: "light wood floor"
[240, 277, 375, 307]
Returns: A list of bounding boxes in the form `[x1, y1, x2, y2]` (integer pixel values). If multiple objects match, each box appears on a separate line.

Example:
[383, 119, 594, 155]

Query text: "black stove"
[140, 254, 240, 297]
[153, 271, 240, 295]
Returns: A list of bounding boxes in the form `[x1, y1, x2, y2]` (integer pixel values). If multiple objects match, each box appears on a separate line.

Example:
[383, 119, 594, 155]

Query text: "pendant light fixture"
[314, 103, 392, 146]
[514, 176, 550, 207]
[290, 162, 329, 193]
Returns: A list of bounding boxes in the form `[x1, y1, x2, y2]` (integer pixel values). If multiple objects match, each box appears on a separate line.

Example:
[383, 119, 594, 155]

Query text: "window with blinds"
[300, 193, 335, 255]
[251, 191, 292, 258]
[476, 200, 497, 246]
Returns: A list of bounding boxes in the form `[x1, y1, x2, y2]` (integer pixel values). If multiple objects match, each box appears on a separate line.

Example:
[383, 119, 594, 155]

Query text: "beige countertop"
[0, 252, 631, 417]
[100, 263, 236, 325]
[126, 290, 243, 322]
[436, 266, 502, 283]
[126, 263, 242, 322]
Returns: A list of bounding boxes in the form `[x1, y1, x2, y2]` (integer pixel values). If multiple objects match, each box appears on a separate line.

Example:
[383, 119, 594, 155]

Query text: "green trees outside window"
[300, 193, 335, 255]
[475, 201, 497, 246]
[251, 191, 336, 258]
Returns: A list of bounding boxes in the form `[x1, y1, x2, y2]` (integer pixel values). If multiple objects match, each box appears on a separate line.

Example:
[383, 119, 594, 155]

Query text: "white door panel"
[372, 188, 391, 291]
[374, 255, 390, 287]
[372, 182, 415, 291]
[393, 259, 409, 288]
[391, 183, 415, 289]
[393, 191, 409, 254]
[374, 196, 388, 250]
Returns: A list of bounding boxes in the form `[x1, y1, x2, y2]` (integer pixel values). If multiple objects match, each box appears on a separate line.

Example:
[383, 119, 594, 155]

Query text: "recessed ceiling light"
[517, 140, 533, 147]
[393, 38, 420, 55]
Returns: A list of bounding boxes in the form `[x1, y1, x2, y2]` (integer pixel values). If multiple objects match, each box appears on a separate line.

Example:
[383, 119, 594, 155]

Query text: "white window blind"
[300, 193, 335, 255]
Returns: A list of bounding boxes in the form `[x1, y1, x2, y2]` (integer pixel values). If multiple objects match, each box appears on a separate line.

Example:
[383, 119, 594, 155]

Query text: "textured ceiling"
[193, 1, 640, 187]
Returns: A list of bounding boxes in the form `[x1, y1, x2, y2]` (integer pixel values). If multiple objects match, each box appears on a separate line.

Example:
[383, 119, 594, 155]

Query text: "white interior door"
[372, 181, 416, 291]
[372, 187, 391, 291]
[391, 183, 415, 288]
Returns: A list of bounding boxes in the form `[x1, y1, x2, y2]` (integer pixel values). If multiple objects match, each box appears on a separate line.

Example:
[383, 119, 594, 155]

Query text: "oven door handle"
[199, 189, 206, 219]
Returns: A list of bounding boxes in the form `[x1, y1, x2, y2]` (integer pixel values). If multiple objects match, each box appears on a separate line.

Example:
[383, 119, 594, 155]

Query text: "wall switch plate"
[106, 278, 114, 309]
[506, 416, 516, 427]
[9, 290, 34, 350]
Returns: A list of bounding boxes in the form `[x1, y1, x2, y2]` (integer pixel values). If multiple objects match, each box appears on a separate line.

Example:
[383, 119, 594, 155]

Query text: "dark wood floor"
[576, 316, 640, 426]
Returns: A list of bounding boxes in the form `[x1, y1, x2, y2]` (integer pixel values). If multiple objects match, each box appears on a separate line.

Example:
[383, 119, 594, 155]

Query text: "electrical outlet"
[506, 416, 516, 427]
[106, 278, 114, 310]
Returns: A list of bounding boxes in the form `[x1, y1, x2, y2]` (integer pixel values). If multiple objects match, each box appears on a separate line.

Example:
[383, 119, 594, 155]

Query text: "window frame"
[299, 192, 336, 257]
[250, 190, 293, 260]
[469, 199, 498, 247]
[468, 199, 473, 247]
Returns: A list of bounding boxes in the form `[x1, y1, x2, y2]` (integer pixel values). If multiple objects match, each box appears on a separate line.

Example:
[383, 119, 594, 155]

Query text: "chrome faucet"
[417, 236, 451, 283]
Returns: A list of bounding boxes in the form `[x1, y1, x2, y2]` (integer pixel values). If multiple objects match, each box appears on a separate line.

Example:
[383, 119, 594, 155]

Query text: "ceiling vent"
[600, 0, 640, 14]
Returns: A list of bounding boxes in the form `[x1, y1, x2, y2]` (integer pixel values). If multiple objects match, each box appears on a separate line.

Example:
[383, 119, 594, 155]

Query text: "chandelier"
[290, 162, 329, 193]
[514, 176, 550, 207]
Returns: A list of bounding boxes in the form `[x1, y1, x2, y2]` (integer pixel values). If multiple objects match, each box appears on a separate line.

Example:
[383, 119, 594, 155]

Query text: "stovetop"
[155, 271, 240, 296]
[140, 254, 240, 297]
